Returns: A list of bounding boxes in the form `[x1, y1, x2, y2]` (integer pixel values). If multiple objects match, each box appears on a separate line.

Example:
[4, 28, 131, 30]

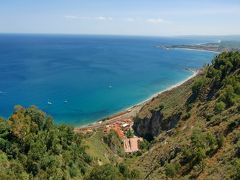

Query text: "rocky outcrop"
[132, 110, 181, 140]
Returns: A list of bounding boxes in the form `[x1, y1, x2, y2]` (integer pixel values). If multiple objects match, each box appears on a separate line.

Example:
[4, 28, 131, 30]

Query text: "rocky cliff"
[133, 110, 181, 140]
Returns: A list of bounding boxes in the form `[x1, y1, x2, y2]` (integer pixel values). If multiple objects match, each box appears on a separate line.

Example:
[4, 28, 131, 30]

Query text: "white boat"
[47, 101, 53, 105]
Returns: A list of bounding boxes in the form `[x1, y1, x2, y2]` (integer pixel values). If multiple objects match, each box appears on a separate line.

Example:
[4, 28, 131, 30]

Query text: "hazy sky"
[0, 0, 240, 36]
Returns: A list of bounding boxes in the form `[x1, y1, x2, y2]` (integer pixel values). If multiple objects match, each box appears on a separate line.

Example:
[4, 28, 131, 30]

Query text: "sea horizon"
[1, 32, 240, 38]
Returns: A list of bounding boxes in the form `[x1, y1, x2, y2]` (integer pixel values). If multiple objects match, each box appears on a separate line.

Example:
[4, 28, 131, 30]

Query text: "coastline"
[132, 69, 198, 107]
[157, 44, 220, 54]
[74, 69, 199, 132]
[172, 47, 220, 54]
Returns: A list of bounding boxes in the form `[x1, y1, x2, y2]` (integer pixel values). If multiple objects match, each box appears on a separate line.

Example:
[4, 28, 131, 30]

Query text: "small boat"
[64, 100, 68, 103]
[47, 101, 53, 105]
[108, 85, 113, 88]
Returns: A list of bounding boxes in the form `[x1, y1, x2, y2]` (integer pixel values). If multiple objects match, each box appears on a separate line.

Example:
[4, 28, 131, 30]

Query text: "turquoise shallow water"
[0, 34, 216, 126]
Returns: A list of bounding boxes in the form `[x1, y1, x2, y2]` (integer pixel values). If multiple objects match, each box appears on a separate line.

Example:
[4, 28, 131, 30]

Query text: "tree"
[85, 164, 124, 180]
[139, 139, 150, 151]
[192, 77, 205, 99]
[126, 129, 134, 138]
[218, 85, 236, 107]
[165, 162, 180, 178]
[215, 101, 226, 113]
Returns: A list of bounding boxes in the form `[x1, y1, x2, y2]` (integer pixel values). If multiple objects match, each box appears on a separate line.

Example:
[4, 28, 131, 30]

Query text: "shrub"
[227, 119, 240, 133]
[215, 101, 226, 113]
[165, 162, 180, 178]
[192, 77, 205, 99]
[126, 129, 134, 138]
[217, 134, 225, 148]
[118, 163, 130, 177]
[220, 85, 237, 107]
[182, 112, 191, 120]
[129, 169, 140, 179]
[204, 112, 214, 121]
[158, 104, 164, 111]
[85, 164, 123, 180]
[235, 159, 240, 179]
[139, 139, 150, 151]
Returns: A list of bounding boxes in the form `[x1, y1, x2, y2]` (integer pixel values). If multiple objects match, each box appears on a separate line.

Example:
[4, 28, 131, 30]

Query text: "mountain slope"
[132, 51, 240, 179]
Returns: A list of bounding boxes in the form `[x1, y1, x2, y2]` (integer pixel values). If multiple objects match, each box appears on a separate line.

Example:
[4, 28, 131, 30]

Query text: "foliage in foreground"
[0, 106, 92, 179]
[0, 106, 140, 179]
[85, 163, 140, 180]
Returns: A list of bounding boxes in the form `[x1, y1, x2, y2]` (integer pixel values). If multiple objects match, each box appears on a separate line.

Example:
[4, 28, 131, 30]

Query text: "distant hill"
[159, 41, 240, 52]
[131, 51, 240, 179]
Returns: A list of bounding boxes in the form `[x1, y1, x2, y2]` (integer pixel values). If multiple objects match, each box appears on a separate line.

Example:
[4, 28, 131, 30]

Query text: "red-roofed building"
[112, 125, 125, 138]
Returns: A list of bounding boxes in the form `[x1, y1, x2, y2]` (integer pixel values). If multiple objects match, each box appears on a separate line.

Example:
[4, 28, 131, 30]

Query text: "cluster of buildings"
[102, 118, 143, 153]
[76, 116, 143, 153]
[103, 118, 132, 137]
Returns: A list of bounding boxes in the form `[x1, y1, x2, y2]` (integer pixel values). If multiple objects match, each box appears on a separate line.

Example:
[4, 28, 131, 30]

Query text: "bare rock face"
[132, 110, 181, 140]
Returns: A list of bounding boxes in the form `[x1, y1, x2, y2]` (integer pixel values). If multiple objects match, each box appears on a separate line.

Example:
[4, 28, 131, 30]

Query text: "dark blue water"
[0, 34, 216, 126]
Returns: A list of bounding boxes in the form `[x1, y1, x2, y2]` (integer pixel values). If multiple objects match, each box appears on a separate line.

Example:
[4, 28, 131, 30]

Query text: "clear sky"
[0, 0, 240, 36]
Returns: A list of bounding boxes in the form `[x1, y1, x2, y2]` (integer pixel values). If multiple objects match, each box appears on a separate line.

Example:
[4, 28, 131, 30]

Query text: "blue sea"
[0, 34, 216, 126]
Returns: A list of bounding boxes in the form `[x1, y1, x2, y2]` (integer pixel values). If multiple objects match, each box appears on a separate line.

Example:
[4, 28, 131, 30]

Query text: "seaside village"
[76, 115, 143, 153]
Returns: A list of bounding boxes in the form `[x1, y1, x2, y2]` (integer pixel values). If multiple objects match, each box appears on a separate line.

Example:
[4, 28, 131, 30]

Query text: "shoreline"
[74, 69, 199, 131]
[131, 69, 198, 107]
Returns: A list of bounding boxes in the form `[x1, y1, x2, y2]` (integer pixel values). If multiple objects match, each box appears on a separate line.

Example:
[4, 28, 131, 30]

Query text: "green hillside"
[131, 51, 240, 179]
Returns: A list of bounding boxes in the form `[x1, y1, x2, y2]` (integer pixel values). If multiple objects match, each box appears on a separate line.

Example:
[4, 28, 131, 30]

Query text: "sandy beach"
[74, 69, 199, 132]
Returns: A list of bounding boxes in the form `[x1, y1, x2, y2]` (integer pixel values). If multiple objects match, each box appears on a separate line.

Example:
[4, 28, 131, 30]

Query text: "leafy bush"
[126, 129, 134, 138]
[139, 139, 150, 151]
[85, 163, 140, 180]
[85, 164, 123, 180]
[215, 101, 226, 113]
[192, 77, 205, 99]
[182, 112, 191, 120]
[165, 162, 180, 178]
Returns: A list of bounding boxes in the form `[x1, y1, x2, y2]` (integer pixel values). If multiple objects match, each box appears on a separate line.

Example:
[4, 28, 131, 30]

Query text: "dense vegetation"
[0, 106, 93, 179]
[86, 163, 140, 180]
[0, 106, 140, 179]
[192, 51, 240, 107]
[132, 51, 240, 179]
[103, 130, 124, 156]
